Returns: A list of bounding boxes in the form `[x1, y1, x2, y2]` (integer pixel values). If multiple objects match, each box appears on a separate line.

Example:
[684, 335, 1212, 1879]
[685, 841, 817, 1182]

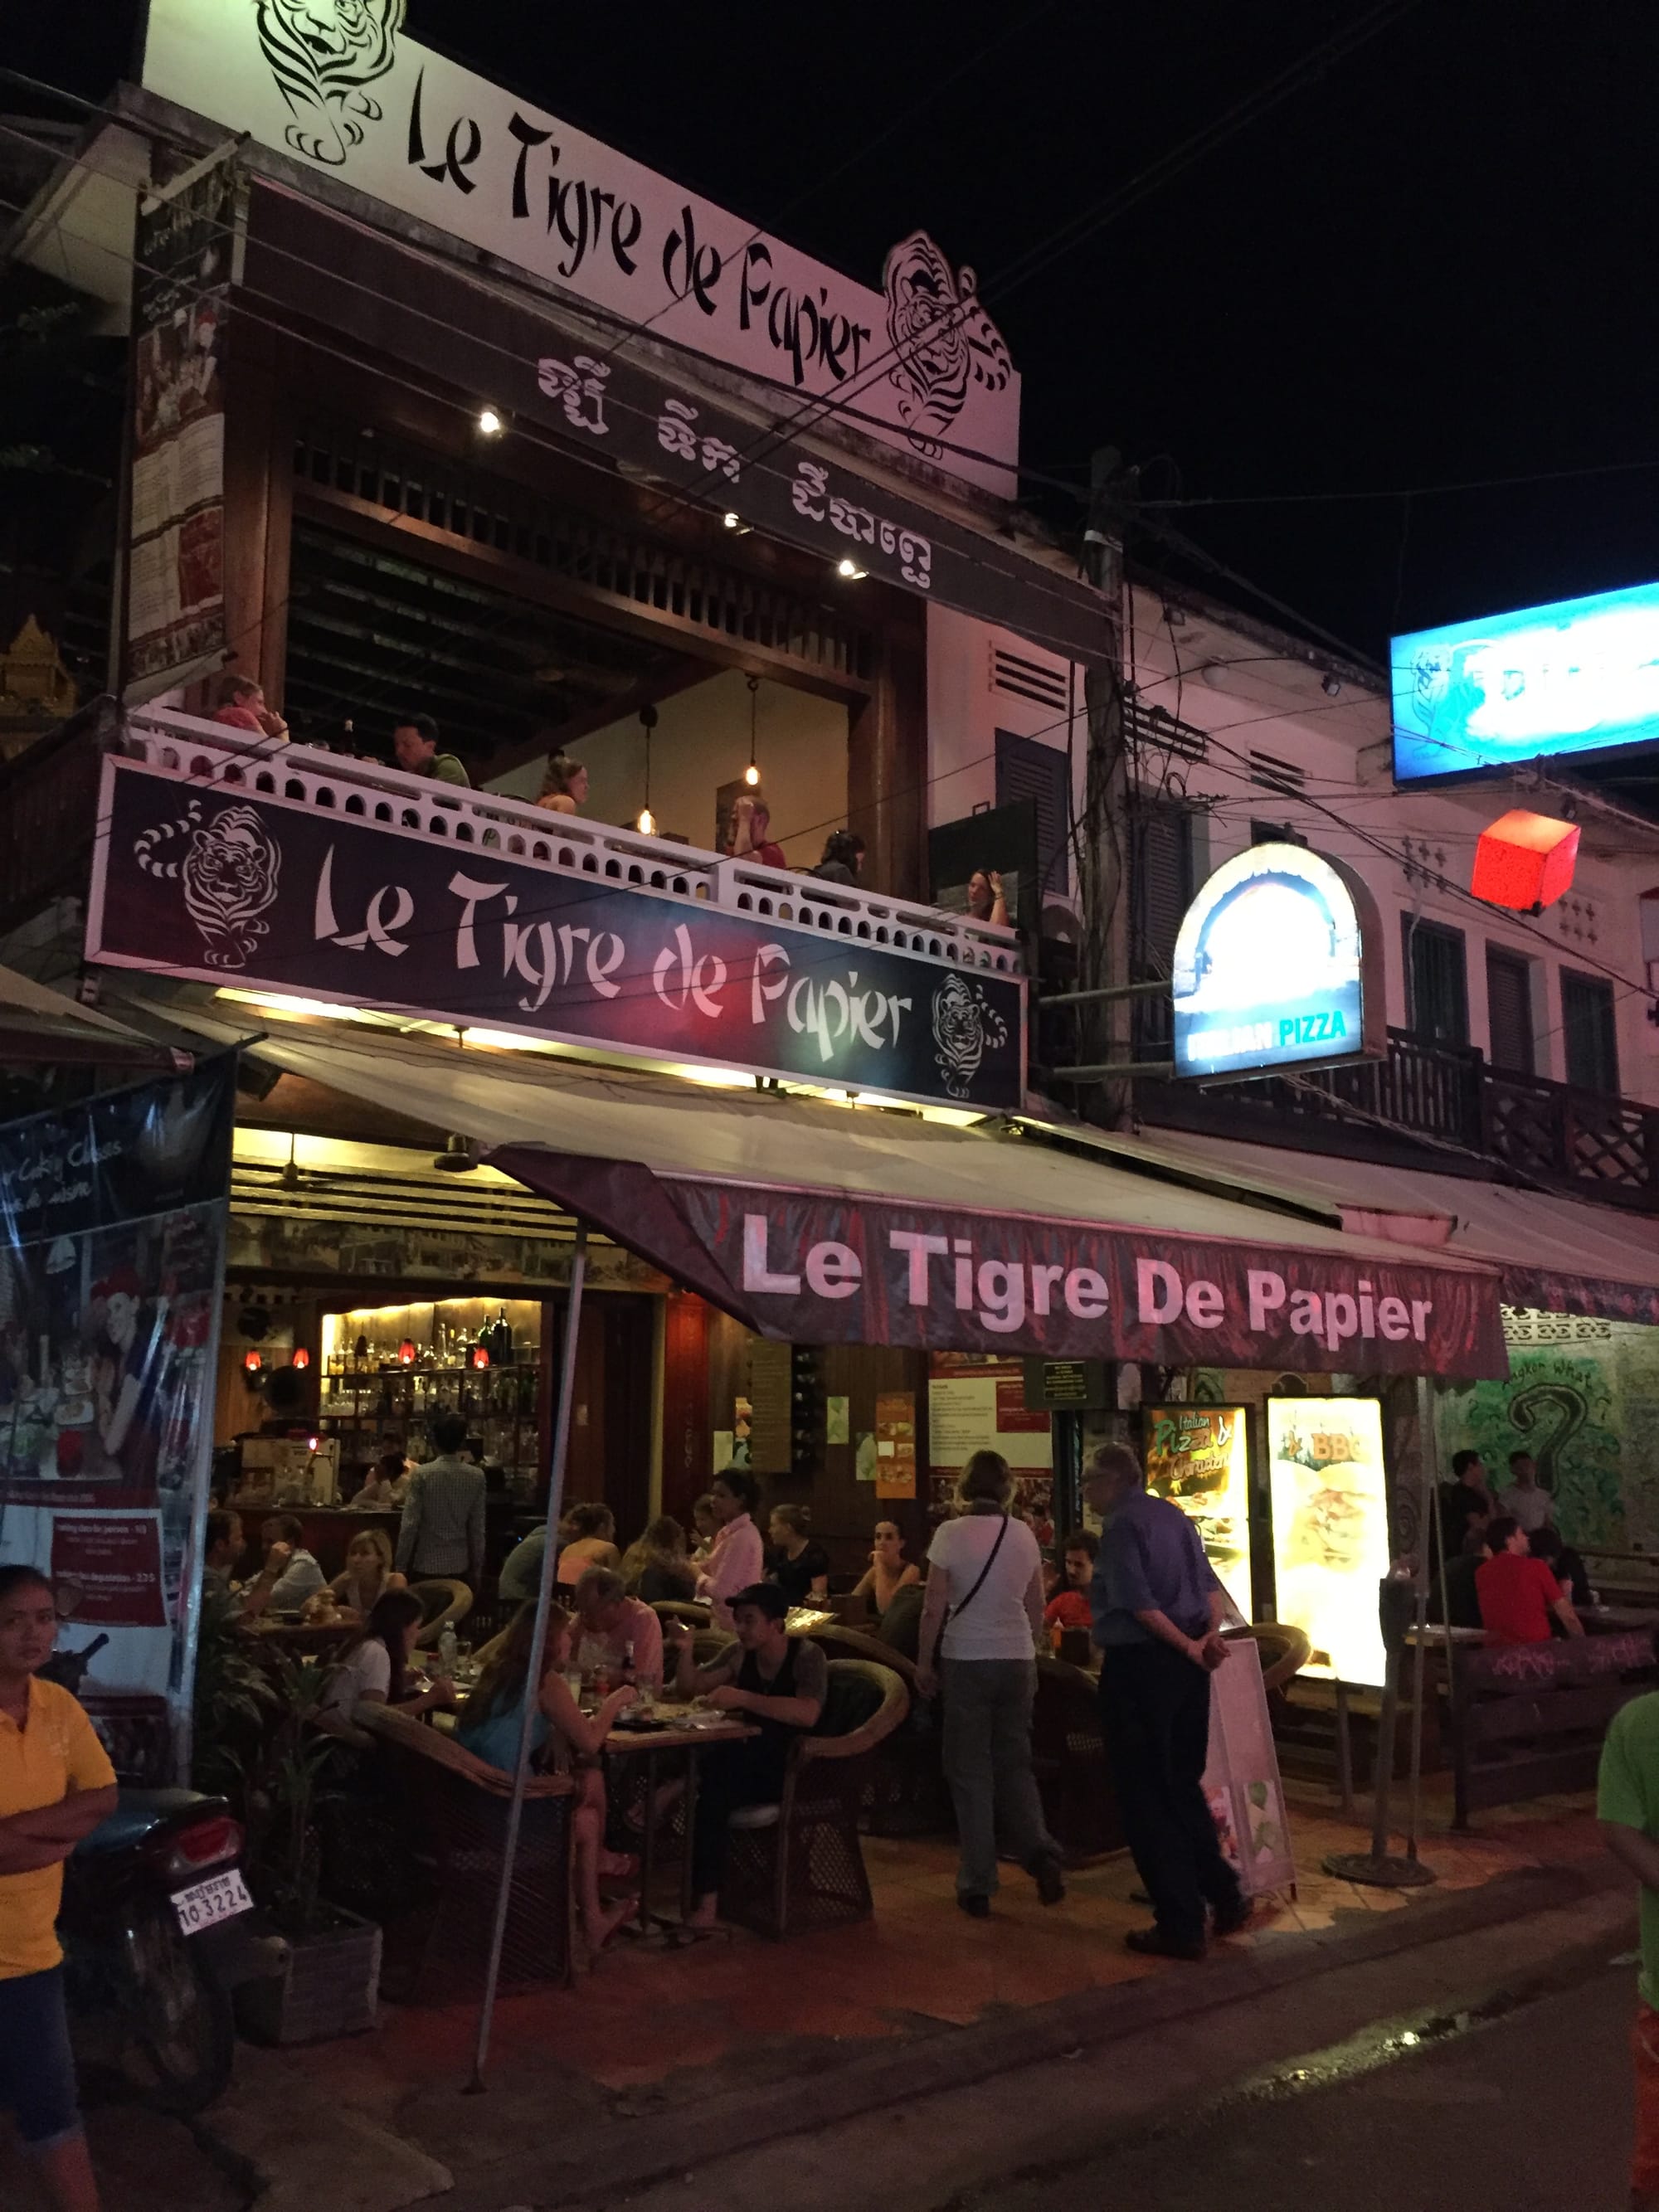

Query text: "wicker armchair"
[1032, 1655, 1123, 1864]
[353, 1704, 575, 2001]
[649, 1599, 713, 1633]
[801, 1626, 946, 1835]
[1224, 1621, 1312, 1697]
[408, 1578, 474, 1650]
[720, 1659, 909, 1940]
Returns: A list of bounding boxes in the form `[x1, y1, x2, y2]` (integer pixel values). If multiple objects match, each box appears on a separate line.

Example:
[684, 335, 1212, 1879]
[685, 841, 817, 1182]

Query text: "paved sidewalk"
[1, 1785, 1620, 2212]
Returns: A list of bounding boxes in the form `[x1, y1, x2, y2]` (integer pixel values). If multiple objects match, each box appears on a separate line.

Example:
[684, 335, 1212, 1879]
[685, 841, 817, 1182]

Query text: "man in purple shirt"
[1086, 1442, 1246, 1962]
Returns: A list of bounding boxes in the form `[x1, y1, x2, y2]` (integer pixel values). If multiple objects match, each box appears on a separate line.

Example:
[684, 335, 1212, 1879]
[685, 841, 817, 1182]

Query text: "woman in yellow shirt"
[0, 1563, 119, 2210]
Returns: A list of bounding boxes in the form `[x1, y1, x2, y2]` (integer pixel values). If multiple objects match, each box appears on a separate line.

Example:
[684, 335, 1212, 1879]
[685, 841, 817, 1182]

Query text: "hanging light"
[242, 1349, 263, 1375]
[477, 406, 504, 436]
[1472, 809, 1579, 913]
[635, 703, 658, 836]
[290, 1346, 311, 1371]
[398, 1337, 416, 1366]
[471, 1344, 491, 1370]
[744, 673, 761, 786]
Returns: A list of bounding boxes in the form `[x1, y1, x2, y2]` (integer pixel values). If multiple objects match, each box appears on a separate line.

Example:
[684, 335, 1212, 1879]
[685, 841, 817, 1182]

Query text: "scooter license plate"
[171, 1869, 254, 1935]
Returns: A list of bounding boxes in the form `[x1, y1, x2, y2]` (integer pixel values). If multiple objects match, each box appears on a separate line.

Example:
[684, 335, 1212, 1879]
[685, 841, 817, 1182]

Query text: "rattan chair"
[649, 1599, 713, 1633]
[1224, 1621, 1312, 1696]
[408, 1578, 474, 1650]
[354, 1704, 575, 2001]
[720, 1658, 909, 1940]
[1032, 1655, 1123, 1864]
[801, 1625, 947, 1835]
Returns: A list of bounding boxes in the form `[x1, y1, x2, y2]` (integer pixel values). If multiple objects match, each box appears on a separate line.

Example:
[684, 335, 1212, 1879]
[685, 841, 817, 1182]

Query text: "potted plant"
[202, 1621, 382, 2046]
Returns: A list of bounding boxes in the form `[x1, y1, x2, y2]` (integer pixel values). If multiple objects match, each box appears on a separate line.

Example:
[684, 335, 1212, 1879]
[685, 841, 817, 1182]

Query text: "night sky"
[17, 1, 1659, 666]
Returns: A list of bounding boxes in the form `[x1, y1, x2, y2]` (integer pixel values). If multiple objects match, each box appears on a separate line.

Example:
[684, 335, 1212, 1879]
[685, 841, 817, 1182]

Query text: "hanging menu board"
[1143, 1405, 1253, 1621]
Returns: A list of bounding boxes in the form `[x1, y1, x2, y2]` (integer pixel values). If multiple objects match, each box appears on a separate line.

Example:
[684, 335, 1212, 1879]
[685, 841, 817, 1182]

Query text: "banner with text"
[664, 1184, 1506, 1378]
[126, 157, 247, 702]
[141, 0, 1019, 494]
[0, 1058, 234, 1781]
[87, 756, 1026, 1113]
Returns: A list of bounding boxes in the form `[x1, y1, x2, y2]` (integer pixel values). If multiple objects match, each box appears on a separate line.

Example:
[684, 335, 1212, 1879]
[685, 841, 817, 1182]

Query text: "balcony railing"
[0, 702, 1021, 980]
[1139, 1026, 1659, 1213]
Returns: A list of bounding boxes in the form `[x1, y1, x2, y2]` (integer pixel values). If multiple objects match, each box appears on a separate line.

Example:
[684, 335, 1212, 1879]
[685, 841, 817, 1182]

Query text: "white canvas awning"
[148, 1003, 1508, 1377]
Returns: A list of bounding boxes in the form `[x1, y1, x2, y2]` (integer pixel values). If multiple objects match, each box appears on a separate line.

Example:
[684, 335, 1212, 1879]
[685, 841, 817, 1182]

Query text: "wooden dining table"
[602, 1703, 760, 1932]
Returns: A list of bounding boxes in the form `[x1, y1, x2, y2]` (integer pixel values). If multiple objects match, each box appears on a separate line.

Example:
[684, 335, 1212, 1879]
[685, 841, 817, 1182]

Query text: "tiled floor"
[292, 1782, 1605, 2115]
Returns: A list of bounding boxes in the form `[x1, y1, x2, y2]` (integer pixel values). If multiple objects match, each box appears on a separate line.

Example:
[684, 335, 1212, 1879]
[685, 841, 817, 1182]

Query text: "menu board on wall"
[1267, 1397, 1389, 1687]
[1144, 1404, 1252, 1621]
[875, 1392, 917, 1500]
[927, 1352, 1053, 1539]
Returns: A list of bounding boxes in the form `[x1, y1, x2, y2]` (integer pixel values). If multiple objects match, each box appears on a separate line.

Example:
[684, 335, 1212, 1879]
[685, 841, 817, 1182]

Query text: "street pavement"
[955, 1957, 1636, 2212]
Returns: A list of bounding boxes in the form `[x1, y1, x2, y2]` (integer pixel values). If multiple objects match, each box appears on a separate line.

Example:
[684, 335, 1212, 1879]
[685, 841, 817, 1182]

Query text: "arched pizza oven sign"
[1171, 843, 1385, 1082]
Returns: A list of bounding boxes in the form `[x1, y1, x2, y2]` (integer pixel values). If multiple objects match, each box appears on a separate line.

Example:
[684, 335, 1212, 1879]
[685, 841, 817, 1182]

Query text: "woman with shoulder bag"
[917, 1451, 1065, 1918]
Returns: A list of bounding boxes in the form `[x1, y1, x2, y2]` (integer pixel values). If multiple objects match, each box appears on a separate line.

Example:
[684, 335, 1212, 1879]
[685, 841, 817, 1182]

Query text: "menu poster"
[1144, 1404, 1253, 1621]
[874, 1392, 917, 1500]
[0, 1057, 234, 1780]
[1267, 1396, 1389, 1686]
[1204, 1637, 1296, 1900]
[927, 1351, 1053, 1535]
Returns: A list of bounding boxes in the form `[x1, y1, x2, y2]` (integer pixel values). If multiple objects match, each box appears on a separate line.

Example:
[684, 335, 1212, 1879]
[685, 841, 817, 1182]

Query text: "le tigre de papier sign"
[671, 1188, 1506, 1379]
[86, 756, 1026, 1113]
[139, 0, 1018, 495]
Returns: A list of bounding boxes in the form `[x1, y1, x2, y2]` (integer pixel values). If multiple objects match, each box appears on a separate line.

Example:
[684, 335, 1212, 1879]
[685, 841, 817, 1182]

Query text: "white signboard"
[1267, 1397, 1390, 1689]
[139, 1, 1020, 496]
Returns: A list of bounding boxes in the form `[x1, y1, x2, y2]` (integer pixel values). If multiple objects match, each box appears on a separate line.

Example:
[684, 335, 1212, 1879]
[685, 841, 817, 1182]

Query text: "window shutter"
[1562, 970, 1619, 1095]
[995, 730, 1070, 897]
[1484, 948, 1535, 1075]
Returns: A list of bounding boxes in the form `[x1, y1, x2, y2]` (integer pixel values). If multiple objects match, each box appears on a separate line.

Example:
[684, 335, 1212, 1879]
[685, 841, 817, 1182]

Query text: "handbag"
[938, 1511, 1010, 1657]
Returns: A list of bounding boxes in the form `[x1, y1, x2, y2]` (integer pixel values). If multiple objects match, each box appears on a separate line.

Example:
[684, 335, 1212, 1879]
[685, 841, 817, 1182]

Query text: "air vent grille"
[990, 643, 1071, 712]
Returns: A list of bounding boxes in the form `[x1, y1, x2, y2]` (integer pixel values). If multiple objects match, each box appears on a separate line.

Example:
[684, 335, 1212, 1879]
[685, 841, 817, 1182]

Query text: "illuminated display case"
[1266, 1397, 1389, 1687]
[1143, 1404, 1253, 1621]
[320, 1298, 542, 1492]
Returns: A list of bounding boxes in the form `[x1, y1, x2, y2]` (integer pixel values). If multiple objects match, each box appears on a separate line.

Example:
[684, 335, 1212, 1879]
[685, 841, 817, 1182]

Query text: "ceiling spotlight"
[836, 557, 867, 580]
[477, 407, 504, 436]
[1321, 674, 1342, 698]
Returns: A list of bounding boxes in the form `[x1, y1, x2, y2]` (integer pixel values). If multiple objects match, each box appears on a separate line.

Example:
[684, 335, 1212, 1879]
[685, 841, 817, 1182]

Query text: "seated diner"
[319, 1588, 457, 1731]
[663, 1582, 827, 1932]
[328, 1527, 406, 1619]
[619, 1514, 698, 1604]
[557, 1502, 620, 1587]
[1044, 1530, 1097, 1635]
[1476, 1516, 1584, 1645]
[850, 1519, 921, 1622]
[456, 1601, 640, 1951]
[572, 1566, 664, 1691]
[766, 1505, 830, 1604]
[240, 1514, 326, 1620]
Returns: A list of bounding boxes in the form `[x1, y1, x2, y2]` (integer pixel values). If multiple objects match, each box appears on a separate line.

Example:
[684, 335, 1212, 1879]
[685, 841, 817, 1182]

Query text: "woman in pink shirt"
[696, 1470, 766, 1631]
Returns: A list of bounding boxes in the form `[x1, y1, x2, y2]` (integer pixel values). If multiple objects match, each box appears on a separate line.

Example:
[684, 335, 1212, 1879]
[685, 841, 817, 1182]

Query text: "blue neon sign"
[1393, 581, 1659, 783]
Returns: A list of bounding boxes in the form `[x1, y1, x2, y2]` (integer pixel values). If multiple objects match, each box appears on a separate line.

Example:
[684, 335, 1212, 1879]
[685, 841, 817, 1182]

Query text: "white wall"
[925, 602, 1085, 874]
[487, 668, 849, 869]
[1126, 585, 1659, 1103]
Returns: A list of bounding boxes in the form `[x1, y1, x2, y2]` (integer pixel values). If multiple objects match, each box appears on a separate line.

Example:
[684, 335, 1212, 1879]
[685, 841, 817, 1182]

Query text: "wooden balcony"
[1137, 1025, 1659, 1213]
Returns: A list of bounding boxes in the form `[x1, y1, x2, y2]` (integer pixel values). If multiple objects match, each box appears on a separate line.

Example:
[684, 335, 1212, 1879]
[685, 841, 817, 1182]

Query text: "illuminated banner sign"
[492, 1158, 1509, 1380]
[85, 756, 1026, 1115]
[139, 0, 1018, 495]
[1393, 581, 1659, 783]
[1170, 843, 1384, 1081]
[1144, 1403, 1252, 1620]
[1266, 1397, 1390, 1686]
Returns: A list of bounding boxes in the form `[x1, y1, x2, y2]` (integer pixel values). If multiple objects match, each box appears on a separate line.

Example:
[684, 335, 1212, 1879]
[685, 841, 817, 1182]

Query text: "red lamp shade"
[242, 1349, 264, 1374]
[398, 1338, 416, 1365]
[291, 1346, 310, 1370]
[1472, 809, 1579, 912]
[471, 1344, 491, 1369]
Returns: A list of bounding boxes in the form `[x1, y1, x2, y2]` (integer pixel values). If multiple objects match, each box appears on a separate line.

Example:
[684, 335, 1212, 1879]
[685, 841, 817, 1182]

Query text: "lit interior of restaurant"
[281, 516, 853, 868]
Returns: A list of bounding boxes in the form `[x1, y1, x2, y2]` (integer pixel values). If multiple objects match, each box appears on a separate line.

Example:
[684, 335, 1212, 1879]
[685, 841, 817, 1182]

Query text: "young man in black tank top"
[664, 1582, 827, 1931]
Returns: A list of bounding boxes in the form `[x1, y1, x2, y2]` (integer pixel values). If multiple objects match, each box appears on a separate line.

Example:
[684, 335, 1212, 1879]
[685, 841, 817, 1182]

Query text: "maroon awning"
[490, 1146, 1506, 1379]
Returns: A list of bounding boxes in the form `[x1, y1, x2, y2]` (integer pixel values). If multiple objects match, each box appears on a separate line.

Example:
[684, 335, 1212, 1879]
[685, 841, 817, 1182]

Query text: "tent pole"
[1404, 1373, 1442, 1864]
[467, 1221, 588, 2092]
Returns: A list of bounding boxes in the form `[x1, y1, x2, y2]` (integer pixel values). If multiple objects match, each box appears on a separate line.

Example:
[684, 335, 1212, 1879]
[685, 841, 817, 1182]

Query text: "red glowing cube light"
[1471, 809, 1579, 912]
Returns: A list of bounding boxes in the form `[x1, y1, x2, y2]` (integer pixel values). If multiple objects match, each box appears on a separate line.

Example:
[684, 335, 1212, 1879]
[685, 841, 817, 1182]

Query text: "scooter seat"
[75, 1787, 218, 1856]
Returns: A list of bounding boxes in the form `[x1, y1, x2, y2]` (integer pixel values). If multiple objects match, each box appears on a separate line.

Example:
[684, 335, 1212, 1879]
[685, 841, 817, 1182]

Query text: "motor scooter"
[61, 1787, 275, 2116]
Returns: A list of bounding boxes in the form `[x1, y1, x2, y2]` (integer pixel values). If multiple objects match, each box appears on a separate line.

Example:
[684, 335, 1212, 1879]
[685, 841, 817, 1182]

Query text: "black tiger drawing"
[254, 0, 405, 167]
[883, 231, 1013, 459]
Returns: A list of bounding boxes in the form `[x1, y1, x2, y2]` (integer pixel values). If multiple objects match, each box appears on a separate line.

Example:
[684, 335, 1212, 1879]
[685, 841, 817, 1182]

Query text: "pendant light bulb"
[744, 673, 761, 790]
[636, 703, 658, 840]
[636, 806, 656, 836]
[744, 762, 760, 788]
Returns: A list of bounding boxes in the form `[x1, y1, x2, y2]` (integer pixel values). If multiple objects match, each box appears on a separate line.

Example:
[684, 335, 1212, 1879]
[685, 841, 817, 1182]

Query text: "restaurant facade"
[12, 0, 1639, 1703]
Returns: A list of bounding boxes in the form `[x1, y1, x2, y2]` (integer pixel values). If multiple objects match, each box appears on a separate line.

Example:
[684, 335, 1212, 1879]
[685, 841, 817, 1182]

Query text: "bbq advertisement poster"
[1143, 1403, 1253, 1621]
[0, 1058, 234, 1779]
[1266, 1397, 1389, 1685]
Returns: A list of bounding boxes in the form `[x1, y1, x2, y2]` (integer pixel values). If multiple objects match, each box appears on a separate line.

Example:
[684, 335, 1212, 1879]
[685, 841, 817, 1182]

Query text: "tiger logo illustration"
[931, 974, 1010, 1101]
[254, 0, 405, 168]
[883, 231, 1013, 460]
[135, 800, 281, 970]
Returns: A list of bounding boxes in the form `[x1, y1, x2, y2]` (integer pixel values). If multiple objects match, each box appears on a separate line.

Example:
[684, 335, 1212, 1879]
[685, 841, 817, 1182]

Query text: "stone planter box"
[235, 1908, 382, 2046]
